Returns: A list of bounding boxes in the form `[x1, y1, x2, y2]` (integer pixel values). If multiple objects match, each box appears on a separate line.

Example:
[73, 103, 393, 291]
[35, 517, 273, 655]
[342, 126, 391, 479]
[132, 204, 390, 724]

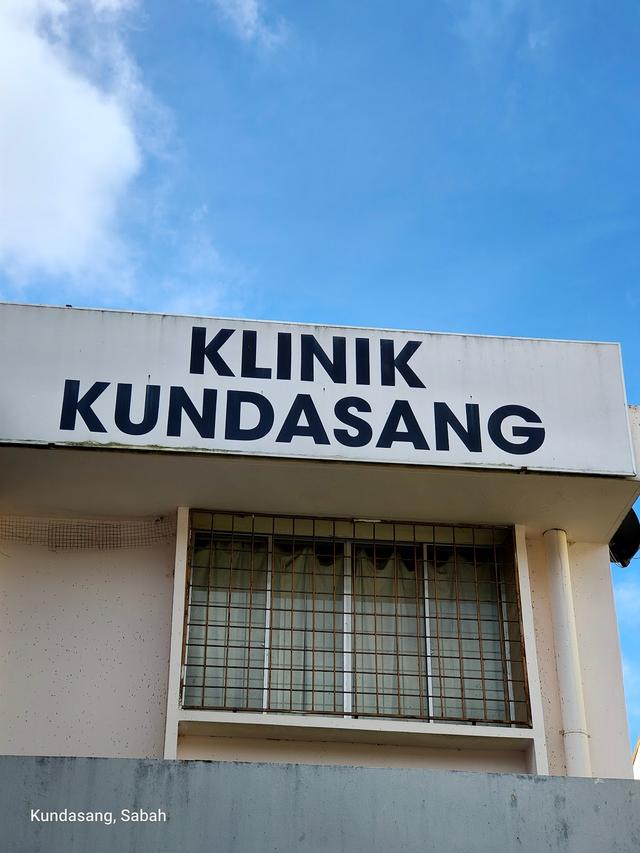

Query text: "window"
[182, 511, 530, 727]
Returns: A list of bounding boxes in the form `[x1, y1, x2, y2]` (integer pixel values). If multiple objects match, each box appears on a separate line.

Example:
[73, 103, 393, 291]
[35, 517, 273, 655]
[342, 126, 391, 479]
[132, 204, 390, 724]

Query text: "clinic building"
[1, 301, 639, 782]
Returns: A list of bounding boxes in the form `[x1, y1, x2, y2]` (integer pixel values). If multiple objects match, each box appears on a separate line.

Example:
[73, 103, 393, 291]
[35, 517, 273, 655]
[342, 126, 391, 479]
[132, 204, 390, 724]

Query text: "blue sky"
[1, 1, 639, 747]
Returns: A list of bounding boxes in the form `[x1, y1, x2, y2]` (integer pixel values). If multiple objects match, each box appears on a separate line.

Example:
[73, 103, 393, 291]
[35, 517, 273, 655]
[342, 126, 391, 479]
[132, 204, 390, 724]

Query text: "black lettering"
[434, 402, 482, 452]
[380, 339, 425, 388]
[241, 330, 271, 379]
[189, 326, 235, 376]
[225, 391, 274, 440]
[167, 387, 217, 438]
[488, 405, 545, 455]
[300, 335, 347, 384]
[276, 333, 292, 380]
[114, 384, 160, 436]
[276, 394, 330, 445]
[334, 397, 373, 447]
[355, 338, 370, 385]
[59, 379, 109, 432]
[376, 400, 429, 449]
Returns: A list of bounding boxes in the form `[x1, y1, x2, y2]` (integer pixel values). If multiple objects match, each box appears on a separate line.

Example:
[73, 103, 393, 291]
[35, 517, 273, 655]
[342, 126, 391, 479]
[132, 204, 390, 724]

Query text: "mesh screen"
[0, 515, 175, 550]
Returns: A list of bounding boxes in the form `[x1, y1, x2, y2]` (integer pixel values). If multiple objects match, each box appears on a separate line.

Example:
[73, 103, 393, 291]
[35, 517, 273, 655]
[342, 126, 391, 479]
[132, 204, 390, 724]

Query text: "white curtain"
[352, 544, 425, 717]
[184, 534, 268, 709]
[428, 545, 507, 722]
[269, 540, 343, 713]
[184, 530, 522, 724]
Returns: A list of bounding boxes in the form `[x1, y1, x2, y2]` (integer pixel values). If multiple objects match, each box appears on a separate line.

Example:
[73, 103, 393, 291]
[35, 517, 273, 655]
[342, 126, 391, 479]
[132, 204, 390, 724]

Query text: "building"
[1, 302, 640, 850]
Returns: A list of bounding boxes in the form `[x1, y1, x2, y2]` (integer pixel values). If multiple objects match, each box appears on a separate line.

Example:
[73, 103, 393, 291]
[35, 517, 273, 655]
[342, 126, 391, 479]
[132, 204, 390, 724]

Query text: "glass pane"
[184, 533, 268, 710]
[352, 543, 426, 718]
[425, 535, 521, 723]
[268, 539, 344, 714]
[191, 512, 212, 530]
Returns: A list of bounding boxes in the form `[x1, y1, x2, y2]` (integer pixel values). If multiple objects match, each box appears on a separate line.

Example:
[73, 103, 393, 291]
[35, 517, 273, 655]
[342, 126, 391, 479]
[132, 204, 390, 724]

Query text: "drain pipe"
[543, 529, 592, 777]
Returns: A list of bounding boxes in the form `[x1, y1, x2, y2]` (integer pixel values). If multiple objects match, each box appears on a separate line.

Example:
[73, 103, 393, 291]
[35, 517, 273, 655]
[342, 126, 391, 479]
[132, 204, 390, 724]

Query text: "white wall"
[525, 536, 566, 775]
[571, 542, 631, 778]
[525, 535, 632, 779]
[0, 538, 174, 759]
[0, 516, 633, 778]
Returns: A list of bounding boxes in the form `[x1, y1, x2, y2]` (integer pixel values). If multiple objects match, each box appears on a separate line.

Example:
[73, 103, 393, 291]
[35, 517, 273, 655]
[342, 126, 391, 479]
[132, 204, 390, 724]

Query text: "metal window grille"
[182, 511, 531, 727]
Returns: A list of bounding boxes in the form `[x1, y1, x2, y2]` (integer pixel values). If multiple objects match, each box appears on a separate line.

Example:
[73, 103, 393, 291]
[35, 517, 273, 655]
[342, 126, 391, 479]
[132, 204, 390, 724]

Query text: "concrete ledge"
[177, 709, 535, 750]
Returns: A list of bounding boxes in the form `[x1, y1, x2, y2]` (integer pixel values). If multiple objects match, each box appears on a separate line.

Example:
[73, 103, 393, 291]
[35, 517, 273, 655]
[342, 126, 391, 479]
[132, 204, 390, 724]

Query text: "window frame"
[180, 510, 532, 729]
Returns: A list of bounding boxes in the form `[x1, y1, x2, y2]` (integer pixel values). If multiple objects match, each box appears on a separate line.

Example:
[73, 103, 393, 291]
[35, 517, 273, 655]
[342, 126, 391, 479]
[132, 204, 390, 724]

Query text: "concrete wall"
[3, 755, 640, 853]
[0, 516, 632, 779]
[526, 535, 566, 775]
[0, 539, 174, 759]
[571, 541, 631, 777]
[171, 528, 632, 778]
[177, 735, 528, 772]
[525, 534, 632, 779]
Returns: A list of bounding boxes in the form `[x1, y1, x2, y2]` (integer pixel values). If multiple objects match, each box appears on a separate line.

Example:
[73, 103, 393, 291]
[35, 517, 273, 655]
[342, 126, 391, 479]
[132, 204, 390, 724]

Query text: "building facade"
[1, 302, 638, 780]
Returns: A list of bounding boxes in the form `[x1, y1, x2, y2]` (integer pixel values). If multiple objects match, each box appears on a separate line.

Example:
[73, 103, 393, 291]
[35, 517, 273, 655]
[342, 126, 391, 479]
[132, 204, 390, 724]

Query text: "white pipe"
[543, 529, 591, 777]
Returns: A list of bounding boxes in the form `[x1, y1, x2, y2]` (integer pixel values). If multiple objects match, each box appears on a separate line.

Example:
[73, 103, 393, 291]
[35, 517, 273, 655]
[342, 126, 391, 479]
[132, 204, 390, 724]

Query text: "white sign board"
[0, 303, 635, 476]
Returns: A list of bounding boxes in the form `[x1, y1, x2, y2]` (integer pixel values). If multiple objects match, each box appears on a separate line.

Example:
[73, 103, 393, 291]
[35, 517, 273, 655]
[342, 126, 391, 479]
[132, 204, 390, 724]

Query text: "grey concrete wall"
[2, 756, 640, 853]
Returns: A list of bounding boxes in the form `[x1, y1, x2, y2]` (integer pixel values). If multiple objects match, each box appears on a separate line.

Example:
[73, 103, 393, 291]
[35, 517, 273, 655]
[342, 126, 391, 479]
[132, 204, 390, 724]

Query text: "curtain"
[427, 544, 507, 722]
[269, 539, 344, 713]
[352, 544, 426, 717]
[184, 533, 268, 709]
[183, 526, 526, 725]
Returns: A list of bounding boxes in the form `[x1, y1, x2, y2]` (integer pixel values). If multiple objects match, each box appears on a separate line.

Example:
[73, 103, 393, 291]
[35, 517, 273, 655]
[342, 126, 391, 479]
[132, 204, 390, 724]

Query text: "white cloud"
[453, 0, 521, 43]
[210, 0, 286, 48]
[527, 28, 551, 52]
[148, 206, 249, 317]
[0, 0, 141, 283]
[0, 0, 246, 315]
[450, 0, 553, 57]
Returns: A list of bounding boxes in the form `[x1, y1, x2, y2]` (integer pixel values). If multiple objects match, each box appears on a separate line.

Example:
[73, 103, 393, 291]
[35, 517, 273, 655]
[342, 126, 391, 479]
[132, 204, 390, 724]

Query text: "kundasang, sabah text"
[58, 326, 545, 455]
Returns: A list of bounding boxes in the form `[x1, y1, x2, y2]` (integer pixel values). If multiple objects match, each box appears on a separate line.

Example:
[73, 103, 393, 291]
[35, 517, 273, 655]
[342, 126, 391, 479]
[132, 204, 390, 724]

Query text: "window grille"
[182, 511, 531, 727]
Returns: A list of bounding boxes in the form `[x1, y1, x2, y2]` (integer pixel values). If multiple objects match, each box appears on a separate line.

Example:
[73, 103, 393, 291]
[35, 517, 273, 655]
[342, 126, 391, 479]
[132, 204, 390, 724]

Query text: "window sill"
[177, 710, 535, 752]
